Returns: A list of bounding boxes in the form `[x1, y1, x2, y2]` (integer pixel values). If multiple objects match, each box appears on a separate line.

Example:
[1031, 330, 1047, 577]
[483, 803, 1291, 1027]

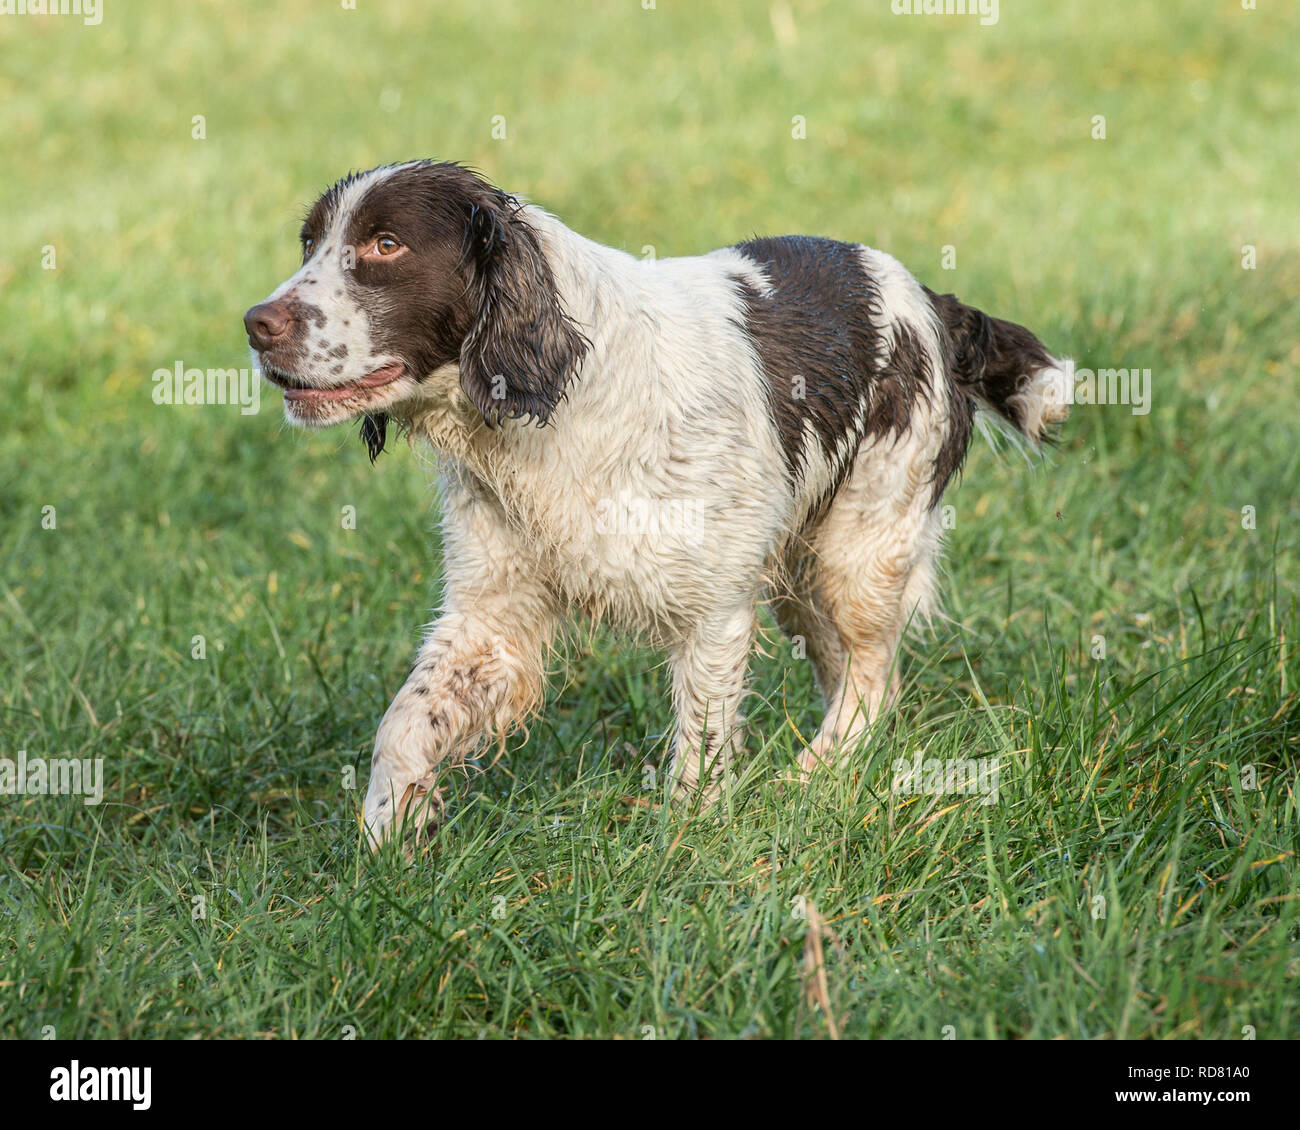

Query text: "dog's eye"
[375, 236, 402, 256]
[303, 237, 315, 258]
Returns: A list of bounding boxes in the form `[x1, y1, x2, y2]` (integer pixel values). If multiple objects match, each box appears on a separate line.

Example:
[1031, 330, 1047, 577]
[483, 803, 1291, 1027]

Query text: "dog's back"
[729, 235, 1066, 528]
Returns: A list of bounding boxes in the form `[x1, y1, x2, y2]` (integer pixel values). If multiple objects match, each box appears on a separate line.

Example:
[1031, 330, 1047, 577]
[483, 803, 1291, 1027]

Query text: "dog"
[243, 160, 1069, 848]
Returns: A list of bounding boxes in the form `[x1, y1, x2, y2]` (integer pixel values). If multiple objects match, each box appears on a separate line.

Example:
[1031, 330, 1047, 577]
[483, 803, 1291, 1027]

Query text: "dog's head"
[243, 161, 588, 456]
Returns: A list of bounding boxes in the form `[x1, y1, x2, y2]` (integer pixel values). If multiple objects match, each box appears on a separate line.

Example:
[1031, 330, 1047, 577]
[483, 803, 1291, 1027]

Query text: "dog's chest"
[494, 454, 711, 633]
[455, 428, 775, 639]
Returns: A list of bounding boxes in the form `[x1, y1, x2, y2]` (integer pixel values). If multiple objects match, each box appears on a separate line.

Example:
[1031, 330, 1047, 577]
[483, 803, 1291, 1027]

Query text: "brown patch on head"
[316, 164, 485, 387]
[305, 161, 588, 427]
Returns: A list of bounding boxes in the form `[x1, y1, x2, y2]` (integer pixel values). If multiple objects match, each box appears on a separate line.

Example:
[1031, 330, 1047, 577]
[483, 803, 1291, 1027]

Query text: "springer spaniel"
[243, 161, 1069, 848]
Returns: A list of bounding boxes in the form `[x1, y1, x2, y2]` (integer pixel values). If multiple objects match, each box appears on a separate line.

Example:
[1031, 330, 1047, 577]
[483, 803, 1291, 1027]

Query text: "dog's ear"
[458, 191, 588, 426]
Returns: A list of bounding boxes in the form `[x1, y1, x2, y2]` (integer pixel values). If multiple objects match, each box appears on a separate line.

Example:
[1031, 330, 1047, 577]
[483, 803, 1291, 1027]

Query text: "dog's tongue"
[284, 363, 404, 401]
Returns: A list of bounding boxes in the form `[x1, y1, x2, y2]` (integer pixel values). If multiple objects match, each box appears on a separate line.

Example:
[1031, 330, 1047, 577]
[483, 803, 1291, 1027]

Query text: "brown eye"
[375, 236, 401, 256]
[303, 237, 314, 258]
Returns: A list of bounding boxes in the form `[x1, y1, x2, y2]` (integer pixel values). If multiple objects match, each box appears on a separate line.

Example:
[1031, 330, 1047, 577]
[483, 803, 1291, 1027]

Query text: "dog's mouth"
[262, 361, 406, 404]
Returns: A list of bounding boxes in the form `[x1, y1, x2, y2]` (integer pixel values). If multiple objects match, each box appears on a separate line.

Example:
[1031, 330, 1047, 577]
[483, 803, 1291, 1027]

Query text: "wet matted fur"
[242, 160, 1069, 847]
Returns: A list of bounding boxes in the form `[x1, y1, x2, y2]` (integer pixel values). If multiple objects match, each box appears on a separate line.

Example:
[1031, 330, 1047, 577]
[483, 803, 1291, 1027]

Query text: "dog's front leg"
[668, 607, 755, 803]
[362, 600, 554, 850]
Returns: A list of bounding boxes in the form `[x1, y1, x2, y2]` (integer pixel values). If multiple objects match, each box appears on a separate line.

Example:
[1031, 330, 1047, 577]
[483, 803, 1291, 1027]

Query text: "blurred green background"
[1, 1, 1297, 1039]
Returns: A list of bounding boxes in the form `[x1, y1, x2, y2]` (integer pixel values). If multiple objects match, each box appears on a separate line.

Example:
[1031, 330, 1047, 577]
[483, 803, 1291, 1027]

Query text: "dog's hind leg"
[795, 442, 946, 775]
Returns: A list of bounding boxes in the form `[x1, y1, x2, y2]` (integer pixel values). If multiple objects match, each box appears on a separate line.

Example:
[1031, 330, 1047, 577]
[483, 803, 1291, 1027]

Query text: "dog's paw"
[794, 734, 841, 779]
[399, 778, 447, 858]
[362, 767, 446, 853]
[669, 770, 737, 810]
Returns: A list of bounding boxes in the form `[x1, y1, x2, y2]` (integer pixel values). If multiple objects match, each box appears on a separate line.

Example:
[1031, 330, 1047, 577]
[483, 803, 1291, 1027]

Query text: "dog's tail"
[926, 288, 1069, 448]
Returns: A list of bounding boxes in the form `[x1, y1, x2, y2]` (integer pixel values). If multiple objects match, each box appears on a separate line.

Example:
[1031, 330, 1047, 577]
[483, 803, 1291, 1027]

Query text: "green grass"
[1, 0, 1297, 1039]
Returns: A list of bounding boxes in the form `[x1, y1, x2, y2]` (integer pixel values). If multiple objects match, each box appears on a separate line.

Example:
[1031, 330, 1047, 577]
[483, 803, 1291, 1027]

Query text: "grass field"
[1, 0, 1297, 1039]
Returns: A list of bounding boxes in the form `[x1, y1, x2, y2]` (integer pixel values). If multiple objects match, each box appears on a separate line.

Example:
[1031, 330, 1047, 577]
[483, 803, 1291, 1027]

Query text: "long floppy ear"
[458, 192, 589, 426]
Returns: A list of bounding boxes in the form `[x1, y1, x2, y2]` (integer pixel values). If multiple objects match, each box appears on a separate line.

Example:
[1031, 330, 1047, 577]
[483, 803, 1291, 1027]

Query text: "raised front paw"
[362, 764, 447, 852]
[669, 769, 732, 809]
[361, 694, 453, 851]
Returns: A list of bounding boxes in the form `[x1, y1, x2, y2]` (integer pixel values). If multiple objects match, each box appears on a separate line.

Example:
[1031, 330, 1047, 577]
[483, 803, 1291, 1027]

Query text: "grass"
[1, 0, 1297, 1039]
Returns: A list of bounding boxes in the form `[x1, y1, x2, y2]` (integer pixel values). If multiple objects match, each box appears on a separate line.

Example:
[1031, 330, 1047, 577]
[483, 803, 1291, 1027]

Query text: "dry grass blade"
[800, 899, 843, 1040]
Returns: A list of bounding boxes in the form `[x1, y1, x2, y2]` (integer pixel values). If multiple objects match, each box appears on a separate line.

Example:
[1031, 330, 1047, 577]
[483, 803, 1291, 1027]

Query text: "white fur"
[251, 189, 1060, 846]
[363, 214, 796, 834]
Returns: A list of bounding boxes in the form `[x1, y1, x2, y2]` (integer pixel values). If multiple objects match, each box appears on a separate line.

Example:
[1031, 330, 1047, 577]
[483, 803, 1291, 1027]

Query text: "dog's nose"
[243, 300, 294, 350]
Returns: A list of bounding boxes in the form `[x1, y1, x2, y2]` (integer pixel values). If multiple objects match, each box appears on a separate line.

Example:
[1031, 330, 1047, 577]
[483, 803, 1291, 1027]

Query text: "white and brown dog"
[243, 160, 1068, 848]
